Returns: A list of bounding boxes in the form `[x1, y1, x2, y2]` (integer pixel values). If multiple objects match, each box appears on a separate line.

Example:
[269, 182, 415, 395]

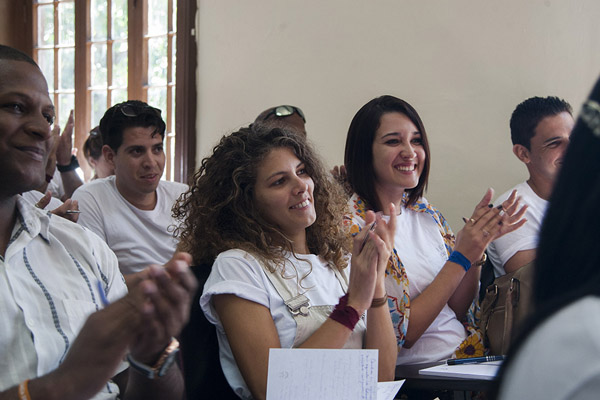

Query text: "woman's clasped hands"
[347, 203, 397, 314]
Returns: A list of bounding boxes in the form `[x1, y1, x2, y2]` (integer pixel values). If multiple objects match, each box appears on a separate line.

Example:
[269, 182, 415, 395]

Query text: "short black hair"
[99, 100, 166, 152]
[510, 96, 572, 149]
[0, 45, 38, 67]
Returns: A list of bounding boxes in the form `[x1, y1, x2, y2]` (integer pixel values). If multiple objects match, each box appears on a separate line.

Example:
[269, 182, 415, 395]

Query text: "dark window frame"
[28, 0, 196, 183]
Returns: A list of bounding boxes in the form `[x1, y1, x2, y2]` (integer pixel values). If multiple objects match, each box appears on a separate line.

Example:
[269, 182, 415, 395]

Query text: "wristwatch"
[57, 154, 80, 172]
[127, 337, 180, 379]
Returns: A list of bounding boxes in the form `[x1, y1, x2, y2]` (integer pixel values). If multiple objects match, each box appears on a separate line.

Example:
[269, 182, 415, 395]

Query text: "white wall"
[195, 0, 600, 229]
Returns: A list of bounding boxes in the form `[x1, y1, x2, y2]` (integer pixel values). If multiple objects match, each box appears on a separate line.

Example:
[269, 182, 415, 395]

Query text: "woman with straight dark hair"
[495, 78, 600, 399]
[174, 125, 397, 400]
[344, 95, 527, 365]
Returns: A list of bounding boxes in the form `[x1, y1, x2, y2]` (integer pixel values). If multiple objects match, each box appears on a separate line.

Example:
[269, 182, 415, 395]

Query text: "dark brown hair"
[344, 95, 431, 209]
[173, 124, 349, 273]
[510, 96, 572, 150]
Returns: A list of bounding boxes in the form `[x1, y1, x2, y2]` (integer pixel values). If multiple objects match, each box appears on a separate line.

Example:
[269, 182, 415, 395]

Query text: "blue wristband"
[448, 250, 471, 272]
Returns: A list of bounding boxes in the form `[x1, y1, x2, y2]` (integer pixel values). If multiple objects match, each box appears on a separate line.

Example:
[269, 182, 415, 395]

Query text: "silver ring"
[482, 230, 490, 237]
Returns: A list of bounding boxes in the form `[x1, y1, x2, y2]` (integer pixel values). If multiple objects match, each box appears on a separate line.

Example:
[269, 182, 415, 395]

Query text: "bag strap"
[482, 283, 500, 315]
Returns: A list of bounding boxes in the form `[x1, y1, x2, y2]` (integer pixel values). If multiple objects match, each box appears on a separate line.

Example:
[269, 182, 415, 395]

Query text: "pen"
[97, 280, 110, 307]
[360, 221, 377, 251]
[447, 355, 505, 365]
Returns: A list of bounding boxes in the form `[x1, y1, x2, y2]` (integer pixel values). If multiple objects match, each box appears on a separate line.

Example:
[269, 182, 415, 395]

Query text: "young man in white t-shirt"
[488, 96, 574, 277]
[73, 100, 188, 282]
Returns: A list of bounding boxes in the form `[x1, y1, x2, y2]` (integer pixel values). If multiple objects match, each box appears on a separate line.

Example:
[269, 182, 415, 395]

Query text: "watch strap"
[127, 337, 180, 379]
[57, 154, 80, 172]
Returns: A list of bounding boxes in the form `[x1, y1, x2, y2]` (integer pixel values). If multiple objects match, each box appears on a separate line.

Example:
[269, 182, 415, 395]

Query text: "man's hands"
[46, 252, 197, 400]
[129, 252, 197, 364]
[35, 190, 80, 222]
[55, 110, 75, 167]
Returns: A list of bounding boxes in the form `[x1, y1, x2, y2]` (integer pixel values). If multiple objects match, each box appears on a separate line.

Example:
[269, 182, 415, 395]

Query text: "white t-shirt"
[72, 175, 188, 275]
[488, 182, 548, 277]
[498, 296, 600, 400]
[391, 206, 466, 365]
[47, 167, 85, 200]
[0, 197, 128, 398]
[201, 249, 349, 399]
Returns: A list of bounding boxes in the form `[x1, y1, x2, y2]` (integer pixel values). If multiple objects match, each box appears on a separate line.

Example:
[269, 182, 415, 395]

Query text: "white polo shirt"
[0, 196, 128, 398]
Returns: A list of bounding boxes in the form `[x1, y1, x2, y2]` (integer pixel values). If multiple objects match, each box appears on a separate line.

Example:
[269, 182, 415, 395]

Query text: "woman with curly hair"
[344, 95, 527, 366]
[174, 125, 397, 400]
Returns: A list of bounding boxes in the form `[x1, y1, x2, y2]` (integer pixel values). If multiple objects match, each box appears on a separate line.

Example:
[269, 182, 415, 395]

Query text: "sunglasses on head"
[262, 105, 306, 123]
[113, 103, 162, 119]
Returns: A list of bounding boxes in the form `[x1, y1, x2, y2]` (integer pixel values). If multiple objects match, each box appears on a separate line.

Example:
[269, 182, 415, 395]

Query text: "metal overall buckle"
[285, 294, 310, 316]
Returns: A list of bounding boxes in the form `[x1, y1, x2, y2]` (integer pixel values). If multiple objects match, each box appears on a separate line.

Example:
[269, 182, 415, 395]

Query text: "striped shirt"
[0, 196, 128, 398]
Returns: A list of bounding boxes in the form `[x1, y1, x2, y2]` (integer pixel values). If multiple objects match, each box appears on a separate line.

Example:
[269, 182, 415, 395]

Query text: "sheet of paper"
[266, 348, 378, 400]
[418, 361, 502, 380]
[377, 380, 405, 400]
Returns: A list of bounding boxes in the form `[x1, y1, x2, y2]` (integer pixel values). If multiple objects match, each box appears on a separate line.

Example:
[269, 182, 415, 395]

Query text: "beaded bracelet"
[18, 379, 31, 400]
[448, 250, 471, 272]
[329, 294, 360, 331]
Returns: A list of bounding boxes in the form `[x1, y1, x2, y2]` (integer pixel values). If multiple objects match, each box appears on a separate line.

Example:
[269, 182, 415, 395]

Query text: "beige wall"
[195, 0, 600, 229]
[0, 1, 32, 54]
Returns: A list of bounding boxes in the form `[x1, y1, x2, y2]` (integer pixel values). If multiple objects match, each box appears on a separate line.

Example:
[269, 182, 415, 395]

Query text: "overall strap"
[261, 262, 311, 317]
[261, 259, 348, 317]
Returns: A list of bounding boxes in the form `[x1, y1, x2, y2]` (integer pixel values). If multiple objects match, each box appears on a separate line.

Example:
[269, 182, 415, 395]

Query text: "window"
[33, 0, 75, 128]
[31, 0, 196, 182]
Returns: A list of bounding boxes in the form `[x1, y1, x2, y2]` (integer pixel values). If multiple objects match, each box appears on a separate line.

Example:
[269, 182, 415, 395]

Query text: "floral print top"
[345, 192, 485, 358]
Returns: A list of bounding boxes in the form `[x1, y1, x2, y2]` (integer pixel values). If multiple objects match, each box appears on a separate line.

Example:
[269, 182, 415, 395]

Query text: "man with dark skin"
[0, 45, 196, 400]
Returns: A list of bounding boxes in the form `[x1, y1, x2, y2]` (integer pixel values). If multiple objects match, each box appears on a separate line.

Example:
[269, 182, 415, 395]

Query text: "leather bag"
[480, 261, 534, 355]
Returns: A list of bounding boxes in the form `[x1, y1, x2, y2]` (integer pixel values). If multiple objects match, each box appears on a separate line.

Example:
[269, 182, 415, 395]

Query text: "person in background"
[83, 125, 115, 180]
[21, 118, 80, 222]
[254, 104, 307, 136]
[487, 96, 574, 277]
[0, 44, 196, 400]
[174, 125, 397, 400]
[495, 77, 600, 400]
[73, 100, 188, 283]
[45, 109, 84, 200]
[343, 95, 526, 369]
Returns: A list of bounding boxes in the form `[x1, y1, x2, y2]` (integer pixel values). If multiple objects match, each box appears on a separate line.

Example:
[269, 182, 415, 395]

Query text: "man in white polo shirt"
[73, 100, 187, 282]
[488, 96, 574, 277]
[0, 44, 195, 400]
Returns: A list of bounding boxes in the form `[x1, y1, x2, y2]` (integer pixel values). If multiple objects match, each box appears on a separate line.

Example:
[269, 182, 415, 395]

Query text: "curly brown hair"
[173, 124, 350, 274]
